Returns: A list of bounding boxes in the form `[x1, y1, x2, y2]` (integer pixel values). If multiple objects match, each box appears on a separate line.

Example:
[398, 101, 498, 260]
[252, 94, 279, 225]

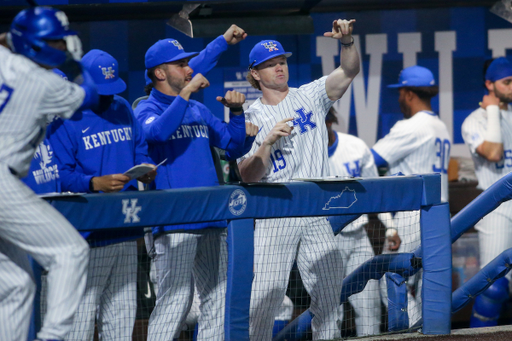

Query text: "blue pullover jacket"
[135, 89, 246, 234]
[49, 95, 150, 245]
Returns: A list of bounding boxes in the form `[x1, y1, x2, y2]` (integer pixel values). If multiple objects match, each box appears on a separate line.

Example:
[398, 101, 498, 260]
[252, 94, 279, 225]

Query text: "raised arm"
[324, 19, 360, 101]
[238, 118, 293, 182]
[189, 25, 247, 76]
[476, 93, 504, 162]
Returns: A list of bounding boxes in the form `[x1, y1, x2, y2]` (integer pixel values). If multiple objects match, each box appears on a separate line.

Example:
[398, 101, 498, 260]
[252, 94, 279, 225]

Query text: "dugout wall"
[32, 173, 451, 340]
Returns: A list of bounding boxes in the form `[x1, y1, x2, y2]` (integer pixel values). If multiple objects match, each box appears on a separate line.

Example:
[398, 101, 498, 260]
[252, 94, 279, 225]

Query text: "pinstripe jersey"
[372, 111, 451, 202]
[329, 131, 378, 232]
[238, 76, 334, 181]
[0, 46, 85, 177]
[461, 106, 512, 190]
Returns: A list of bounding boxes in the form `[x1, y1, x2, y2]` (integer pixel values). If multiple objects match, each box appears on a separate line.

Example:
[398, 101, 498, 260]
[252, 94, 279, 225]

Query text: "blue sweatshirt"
[49, 95, 150, 246]
[49, 95, 150, 193]
[135, 89, 246, 234]
[139, 34, 254, 160]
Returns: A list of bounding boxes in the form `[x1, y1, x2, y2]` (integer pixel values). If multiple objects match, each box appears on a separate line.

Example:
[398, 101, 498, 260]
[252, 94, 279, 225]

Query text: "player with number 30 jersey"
[371, 65, 450, 326]
[372, 66, 451, 203]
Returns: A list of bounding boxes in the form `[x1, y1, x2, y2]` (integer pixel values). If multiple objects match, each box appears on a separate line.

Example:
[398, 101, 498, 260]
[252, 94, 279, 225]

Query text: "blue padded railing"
[38, 174, 449, 341]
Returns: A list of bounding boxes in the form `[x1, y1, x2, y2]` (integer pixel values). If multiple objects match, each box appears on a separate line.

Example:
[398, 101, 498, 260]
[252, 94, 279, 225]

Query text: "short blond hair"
[246, 72, 261, 90]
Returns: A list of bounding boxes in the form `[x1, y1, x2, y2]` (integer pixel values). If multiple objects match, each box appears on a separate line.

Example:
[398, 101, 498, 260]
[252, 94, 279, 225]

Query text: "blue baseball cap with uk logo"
[82, 49, 126, 96]
[145, 39, 199, 69]
[387, 65, 436, 88]
[248, 40, 292, 69]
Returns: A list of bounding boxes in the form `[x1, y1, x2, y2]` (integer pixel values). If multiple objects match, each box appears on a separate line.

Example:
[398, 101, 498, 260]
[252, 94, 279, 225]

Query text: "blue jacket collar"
[151, 87, 177, 106]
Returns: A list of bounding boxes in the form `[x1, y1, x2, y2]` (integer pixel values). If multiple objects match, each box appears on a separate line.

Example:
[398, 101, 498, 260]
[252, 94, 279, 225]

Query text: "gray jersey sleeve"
[39, 70, 85, 119]
[461, 109, 486, 155]
[360, 145, 379, 178]
[373, 120, 426, 164]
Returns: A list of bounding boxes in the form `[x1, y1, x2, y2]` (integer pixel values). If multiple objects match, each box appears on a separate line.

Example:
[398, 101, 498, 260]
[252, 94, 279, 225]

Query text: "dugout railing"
[32, 173, 451, 340]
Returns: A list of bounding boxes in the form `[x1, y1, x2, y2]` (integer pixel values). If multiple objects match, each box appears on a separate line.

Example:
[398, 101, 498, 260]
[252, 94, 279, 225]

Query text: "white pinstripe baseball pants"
[476, 202, 512, 281]
[337, 228, 381, 336]
[148, 229, 227, 341]
[61, 241, 137, 341]
[395, 211, 422, 326]
[250, 217, 343, 341]
[0, 164, 89, 341]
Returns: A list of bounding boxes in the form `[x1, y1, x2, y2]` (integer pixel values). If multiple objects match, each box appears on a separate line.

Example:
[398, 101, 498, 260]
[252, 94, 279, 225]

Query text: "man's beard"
[167, 77, 187, 95]
[399, 100, 412, 119]
[494, 85, 512, 104]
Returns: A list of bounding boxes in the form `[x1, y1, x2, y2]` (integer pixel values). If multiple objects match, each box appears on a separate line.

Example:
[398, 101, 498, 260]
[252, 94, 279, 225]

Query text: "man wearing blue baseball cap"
[48, 49, 156, 341]
[371, 65, 451, 326]
[462, 57, 512, 329]
[135, 35, 250, 341]
[237, 19, 360, 341]
[138, 24, 247, 98]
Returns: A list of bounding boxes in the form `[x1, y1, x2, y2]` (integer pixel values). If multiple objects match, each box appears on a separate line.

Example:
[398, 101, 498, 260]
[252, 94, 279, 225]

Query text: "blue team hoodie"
[135, 90, 246, 234]
[49, 95, 150, 246]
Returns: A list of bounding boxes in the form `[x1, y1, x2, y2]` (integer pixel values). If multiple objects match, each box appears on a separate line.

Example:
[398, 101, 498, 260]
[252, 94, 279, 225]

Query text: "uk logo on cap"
[144, 39, 198, 69]
[82, 49, 126, 96]
[248, 40, 292, 69]
[262, 42, 279, 52]
[171, 40, 184, 50]
[100, 64, 115, 80]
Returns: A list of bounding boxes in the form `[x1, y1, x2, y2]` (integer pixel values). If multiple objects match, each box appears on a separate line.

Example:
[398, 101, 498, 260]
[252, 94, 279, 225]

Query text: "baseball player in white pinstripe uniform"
[326, 108, 385, 336]
[461, 57, 512, 327]
[371, 65, 451, 325]
[237, 19, 360, 340]
[0, 7, 98, 341]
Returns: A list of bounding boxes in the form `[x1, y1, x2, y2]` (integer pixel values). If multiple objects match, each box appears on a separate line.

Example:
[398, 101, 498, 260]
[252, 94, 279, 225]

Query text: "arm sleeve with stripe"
[461, 111, 486, 155]
[372, 120, 422, 165]
[136, 96, 188, 143]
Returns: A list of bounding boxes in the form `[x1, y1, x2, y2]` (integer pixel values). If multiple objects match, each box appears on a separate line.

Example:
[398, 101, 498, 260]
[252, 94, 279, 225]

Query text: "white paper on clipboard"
[291, 176, 362, 182]
[124, 158, 167, 179]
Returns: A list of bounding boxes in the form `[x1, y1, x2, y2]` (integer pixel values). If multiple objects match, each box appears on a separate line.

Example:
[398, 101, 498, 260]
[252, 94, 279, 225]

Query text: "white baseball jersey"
[0, 46, 89, 341]
[372, 111, 451, 202]
[461, 106, 512, 190]
[238, 76, 334, 181]
[462, 106, 512, 269]
[0, 45, 85, 177]
[329, 131, 381, 336]
[241, 77, 342, 341]
[329, 131, 378, 233]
